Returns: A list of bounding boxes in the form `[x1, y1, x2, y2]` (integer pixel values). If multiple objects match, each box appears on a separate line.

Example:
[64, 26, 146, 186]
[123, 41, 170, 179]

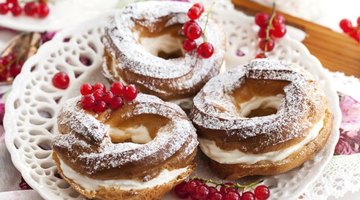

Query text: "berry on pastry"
[79, 82, 136, 113]
[52, 91, 198, 200]
[102, 1, 226, 110]
[190, 59, 332, 179]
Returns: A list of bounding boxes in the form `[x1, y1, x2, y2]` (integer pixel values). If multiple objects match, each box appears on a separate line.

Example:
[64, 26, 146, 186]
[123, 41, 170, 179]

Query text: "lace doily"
[4, 1, 341, 200]
[301, 155, 360, 199]
[301, 72, 360, 199]
[329, 71, 360, 101]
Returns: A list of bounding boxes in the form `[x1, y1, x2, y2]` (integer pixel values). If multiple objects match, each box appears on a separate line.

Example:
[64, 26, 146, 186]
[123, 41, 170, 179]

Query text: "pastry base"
[53, 153, 195, 200]
[208, 109, 333, 180]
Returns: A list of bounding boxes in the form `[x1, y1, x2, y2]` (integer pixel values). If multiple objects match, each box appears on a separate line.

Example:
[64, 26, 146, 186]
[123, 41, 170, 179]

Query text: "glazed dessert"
[52, 92, 198, 200]
[190, 59, 332, 179]
[102, 1, 226, 108]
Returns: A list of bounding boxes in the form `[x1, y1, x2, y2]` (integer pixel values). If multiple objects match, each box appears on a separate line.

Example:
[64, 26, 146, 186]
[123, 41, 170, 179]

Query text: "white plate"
[0, 0, 118, 32]
[4, 1, 341, 200]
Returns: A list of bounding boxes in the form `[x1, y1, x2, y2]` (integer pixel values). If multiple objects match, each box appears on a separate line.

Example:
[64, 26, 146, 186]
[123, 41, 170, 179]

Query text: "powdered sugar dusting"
[190, 59, 327, 151]
[57, 97, 107, 142]
[102, 1, 225, 95]
[53, 94, 198, 175]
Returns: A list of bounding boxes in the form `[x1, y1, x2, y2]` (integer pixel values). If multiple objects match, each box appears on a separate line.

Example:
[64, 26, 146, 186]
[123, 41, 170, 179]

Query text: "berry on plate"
[52, 72, 69, 89]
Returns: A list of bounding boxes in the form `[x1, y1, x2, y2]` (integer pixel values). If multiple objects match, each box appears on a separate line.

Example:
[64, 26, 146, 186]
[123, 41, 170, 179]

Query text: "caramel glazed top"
[53, 94, 198, 181]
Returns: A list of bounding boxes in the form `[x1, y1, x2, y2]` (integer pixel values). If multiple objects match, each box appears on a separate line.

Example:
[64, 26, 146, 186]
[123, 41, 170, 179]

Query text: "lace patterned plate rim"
[0, 0, 117, 32]
[3, 2, 341, 200]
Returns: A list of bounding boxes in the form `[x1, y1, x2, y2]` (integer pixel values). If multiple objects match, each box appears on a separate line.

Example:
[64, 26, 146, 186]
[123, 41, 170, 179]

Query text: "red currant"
[183, 21, 197, 35]
[258, 27, 267, 38]
[219, 183, 234, 195]
[254, 185, 270, 200]
[52, 72, 69, 89]
[24, 2, 38, 16]
[38, 3, 49, 18]
[185, 23, 202, 40]
[208, 186, 218, 194]
[80, 83, 92, 95]
[339, 19, 354, 33]
[19, 178, 31, 190]
[193, 3, 204, 13]
[271, 24, 287, 38]
[0, 3, 9, 15]
[208, 192, 223, 200]
[349, 31, 360, 42]
[185, 180, 199, 195]
[241, 191, 255, 200]
[259, 38, 275, 52]
[3, 53, 14, 65]
[92, 83, 106, 93]
[197, 42, 214, 59]
[6, 0, 18, 4]
[110, 82, 123, 96]
[11, 5, 22, 16]
[93, 89, 105, 101]
[93, 101, 107, 113]
[9, 63, 22, 77]
[357, 17, 360, 27]
[255, 13, 270, 27]
[81, 95, 95, 110]
[255, 53, 266, 58]
[174, 181, 189, 199]
[224, 191, 241, 200]
[192, 185, 209, 199]
[182, 39, 197, 52]
[187, 6, 202, 20]
[272, 14, 286, 27]
[0, 69, 9, 82]
[109, 96, 123, 110]
[103, 91, 114, 104]
[123, 84, 137, 101]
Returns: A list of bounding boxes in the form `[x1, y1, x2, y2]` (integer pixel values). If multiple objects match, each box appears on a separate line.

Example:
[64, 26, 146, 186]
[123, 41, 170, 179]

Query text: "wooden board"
[232, 0, 360, 77]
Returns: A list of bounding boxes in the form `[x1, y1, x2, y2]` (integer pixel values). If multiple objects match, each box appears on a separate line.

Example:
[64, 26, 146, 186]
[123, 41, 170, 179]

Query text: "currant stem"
[235, 179, 264, 190]
[190, 177, 264, 190]
[201, 0, 215, 42]
[264, 2, 276, 52]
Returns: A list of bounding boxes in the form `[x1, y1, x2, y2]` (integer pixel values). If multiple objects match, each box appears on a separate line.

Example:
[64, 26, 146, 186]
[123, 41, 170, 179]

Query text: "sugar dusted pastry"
[52, 92, 198, 200]
[102, 1, 225, 109]
[190, 59, 332, 179]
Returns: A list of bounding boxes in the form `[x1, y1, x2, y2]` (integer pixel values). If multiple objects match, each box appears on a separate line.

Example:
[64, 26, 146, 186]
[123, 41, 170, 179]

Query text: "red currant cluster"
[174, 178, 270, 200]
[182, 3, 214, 59]
[0, 0, 49, 18]
[0, 53, 24, 82]
[80, 82, 137, 113]
[339, 17, 360, 42]
[254, 10, 287, 58]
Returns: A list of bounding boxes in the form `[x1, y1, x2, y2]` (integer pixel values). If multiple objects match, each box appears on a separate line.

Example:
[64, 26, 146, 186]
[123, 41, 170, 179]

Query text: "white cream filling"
[139, 34, 183, 57]
[170, 97, 194, 110]
[199, 117, 325, 164]
[108, 34, 226, 111]
[238, 95, 284, 117]
[60, 159, 188, 191]
[108, 125, 152, 144]
[220, 61, 227, 73]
